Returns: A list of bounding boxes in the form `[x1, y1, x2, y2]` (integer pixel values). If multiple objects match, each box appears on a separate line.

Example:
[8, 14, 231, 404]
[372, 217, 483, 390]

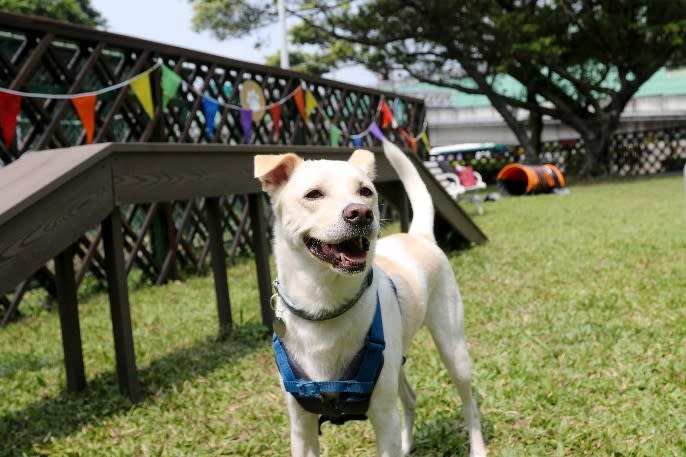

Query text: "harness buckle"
[296, 382, 321, 398]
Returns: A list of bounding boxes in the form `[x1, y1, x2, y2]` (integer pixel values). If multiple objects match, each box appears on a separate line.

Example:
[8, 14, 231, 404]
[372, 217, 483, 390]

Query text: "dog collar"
[272, 269, 374, 321]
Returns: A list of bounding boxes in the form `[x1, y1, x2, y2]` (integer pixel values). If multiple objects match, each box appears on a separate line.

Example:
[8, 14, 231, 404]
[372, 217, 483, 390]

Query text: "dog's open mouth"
[304, 236, 370, 273]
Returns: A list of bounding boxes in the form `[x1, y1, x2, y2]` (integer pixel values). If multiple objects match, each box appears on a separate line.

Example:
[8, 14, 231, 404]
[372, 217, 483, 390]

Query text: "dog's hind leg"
[398, 368, 416, 455]
[425, 291, 487, 456]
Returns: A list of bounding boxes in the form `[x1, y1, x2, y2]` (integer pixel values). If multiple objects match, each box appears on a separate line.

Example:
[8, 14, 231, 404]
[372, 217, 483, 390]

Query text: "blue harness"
[272, 293, 385, 428]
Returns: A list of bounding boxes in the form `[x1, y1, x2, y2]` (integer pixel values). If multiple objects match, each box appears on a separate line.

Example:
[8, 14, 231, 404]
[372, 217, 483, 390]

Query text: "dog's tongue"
[323, 238, 368, 264]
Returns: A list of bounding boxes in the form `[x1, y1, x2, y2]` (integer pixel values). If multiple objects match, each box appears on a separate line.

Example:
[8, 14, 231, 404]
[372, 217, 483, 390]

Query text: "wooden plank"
[247, 193, 273, 329]
[205, 197, 232, 338]
[54, 245, 86, 393]
[102, 210, 142, 403]
[109, 142, 484, 242]
[0, 152, 114, 296]
[111, 144, 392, 204]
[0, 144, 112, 225]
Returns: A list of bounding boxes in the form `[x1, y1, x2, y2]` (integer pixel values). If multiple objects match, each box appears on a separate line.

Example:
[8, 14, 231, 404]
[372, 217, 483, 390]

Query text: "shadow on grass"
[1, 322, 268, 457]
[411, 410, 494, 457]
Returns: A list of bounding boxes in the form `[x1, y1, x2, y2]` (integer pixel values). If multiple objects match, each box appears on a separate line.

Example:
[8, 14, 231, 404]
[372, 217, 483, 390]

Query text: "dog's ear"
[254, 153, 303, 195]
[349, 149, 376, 180]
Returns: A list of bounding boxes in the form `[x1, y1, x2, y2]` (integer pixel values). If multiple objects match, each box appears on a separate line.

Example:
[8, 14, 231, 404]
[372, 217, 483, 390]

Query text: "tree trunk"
[579, 114, 619, 176]
[527, 111, 543, 163]
[483, 100, 539, 163]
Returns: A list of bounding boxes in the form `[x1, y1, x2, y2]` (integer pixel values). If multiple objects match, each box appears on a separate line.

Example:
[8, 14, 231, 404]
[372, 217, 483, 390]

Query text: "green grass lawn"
[2, 175, 685, 456]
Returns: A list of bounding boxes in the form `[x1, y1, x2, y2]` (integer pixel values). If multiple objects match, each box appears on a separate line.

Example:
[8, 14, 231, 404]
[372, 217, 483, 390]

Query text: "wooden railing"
[0, 12, 431, 320]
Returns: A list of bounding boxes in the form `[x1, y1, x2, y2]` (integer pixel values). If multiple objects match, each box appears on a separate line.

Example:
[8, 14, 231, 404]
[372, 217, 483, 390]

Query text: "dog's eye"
[304, 189, 324, 200]
[359, 186, 374, 197]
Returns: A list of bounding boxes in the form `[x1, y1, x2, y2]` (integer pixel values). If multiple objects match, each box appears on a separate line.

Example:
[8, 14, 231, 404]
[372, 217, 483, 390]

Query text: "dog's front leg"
[286, 395, 319, 457]
[368, 403, 402, 457]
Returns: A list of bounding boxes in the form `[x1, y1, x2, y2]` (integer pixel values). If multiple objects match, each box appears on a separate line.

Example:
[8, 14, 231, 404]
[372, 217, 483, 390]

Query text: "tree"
[0, 0, 107, 27]
[191, 1, 686, 175]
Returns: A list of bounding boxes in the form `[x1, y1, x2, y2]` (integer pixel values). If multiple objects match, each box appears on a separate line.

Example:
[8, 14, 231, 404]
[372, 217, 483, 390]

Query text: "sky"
[90, 0, 377, 87]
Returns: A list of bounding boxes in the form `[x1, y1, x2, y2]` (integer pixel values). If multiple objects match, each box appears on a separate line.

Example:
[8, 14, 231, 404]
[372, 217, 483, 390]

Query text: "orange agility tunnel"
[496, 163, 565, 195]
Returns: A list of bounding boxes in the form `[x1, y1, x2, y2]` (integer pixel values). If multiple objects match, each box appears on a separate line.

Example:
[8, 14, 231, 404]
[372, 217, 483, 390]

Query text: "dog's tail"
[382, 139, 435, 240]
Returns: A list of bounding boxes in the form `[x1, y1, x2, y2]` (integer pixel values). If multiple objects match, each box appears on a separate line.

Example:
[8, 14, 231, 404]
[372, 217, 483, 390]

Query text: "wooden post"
[205, 196, 232, 338]
[247, 193, 273, 330]
[54, 245, 86, 393]
[102, 209, 142, 402]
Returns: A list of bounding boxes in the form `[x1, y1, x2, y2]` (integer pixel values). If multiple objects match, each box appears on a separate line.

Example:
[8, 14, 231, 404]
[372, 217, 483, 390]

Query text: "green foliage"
[189, 0, 275, 41]
[0, 0, 106, 27]
[1, 176, 685, 455]
[190, 0, 686, 175]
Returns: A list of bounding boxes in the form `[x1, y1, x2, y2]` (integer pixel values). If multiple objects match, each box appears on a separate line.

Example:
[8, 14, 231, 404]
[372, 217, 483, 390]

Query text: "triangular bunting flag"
[368, 122, 385, 142]
[240, 108, 253, 144]
[293, 86, 305, 121]
[202, 95, 220, 138]
[409, 138, 418, 153]
[0, 92, 22, 146]
[222, 82, 233, 98]
[130, 72, 154, 118]
[161, 64, 182, 110]
[398, 127, 412, 146]
[379, 100, 394, 128]
[351, 136, 363, 148]
[71, 94, 97, 144]
[269, 104, 282, 141]
[304, 90, 317, 120]
[392, 98, 406, 127]
[420, 131, 431, 150]
[330, 125, 342, 147]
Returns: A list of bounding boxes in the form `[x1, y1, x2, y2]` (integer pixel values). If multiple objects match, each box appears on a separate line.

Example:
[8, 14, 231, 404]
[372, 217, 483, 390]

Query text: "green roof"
[390, 67, 686, 108]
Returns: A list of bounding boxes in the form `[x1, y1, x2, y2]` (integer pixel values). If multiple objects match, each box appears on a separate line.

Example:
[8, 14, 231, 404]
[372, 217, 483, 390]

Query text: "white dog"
[254, 140, 486, 457]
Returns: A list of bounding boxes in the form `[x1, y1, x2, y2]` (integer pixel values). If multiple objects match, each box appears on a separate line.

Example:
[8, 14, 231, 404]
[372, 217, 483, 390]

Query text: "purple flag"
[368, 122, 385, 142]
[202, 95, 219, 138]
[240, 108, 253, 144]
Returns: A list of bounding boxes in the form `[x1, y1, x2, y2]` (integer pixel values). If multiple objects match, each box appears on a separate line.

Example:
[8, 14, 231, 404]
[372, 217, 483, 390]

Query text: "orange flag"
[71, 94, 97, 144]
[269, 104, 282, 140]
[293, 86, 306, 121]
[379, 100, 393, 128]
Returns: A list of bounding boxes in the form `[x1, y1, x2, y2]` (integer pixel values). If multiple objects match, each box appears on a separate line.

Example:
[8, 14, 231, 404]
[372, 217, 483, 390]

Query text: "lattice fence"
[436, 126, 686, 184]
[0, 14, 426, 323]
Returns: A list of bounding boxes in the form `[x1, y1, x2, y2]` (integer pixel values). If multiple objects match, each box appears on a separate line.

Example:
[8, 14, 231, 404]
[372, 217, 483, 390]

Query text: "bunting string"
[0, 62, 162, 99]
[0, 59, 429, 149]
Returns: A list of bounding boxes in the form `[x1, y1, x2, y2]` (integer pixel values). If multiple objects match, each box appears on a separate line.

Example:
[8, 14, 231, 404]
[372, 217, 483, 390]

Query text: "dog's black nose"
[343, 203, 374, 225]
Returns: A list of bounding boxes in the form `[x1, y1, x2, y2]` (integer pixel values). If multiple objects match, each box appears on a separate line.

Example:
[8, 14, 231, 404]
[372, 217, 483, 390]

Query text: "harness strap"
[273, 295, 384, 394]
[272, 293, 385, 426]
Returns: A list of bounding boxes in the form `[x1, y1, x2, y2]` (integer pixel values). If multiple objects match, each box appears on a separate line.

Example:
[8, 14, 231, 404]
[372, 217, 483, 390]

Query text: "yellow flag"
[420, 131, 431, 150]
[130, 73, 154, 118]
[305, 90, 317, 119]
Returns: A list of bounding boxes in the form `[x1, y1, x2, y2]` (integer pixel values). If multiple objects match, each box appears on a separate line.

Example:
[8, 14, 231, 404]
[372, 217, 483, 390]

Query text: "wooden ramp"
[0, 143, 485, 293]
[0, 142, 486, 401]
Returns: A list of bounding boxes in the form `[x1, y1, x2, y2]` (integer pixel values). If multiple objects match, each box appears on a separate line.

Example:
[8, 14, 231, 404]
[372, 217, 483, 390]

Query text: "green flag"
[161, 64, 182, 110]
[330, 125, 342, 147]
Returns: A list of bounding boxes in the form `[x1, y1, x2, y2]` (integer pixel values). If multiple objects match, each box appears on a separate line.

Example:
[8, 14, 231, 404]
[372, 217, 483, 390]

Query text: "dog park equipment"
[423, 160, 487, 213]
[497, 163, 566, 195]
